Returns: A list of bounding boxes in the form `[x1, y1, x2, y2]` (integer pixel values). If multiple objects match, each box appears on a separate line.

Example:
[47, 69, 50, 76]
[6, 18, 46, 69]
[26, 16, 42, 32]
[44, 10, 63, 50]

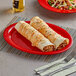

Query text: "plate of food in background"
[3, 16, 73, 55]
[38, 0, 76, 13]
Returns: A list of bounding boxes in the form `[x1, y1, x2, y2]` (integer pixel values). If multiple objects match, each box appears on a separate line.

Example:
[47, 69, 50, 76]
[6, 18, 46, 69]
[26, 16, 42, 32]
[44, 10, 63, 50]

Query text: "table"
[0, 0, 76, 76]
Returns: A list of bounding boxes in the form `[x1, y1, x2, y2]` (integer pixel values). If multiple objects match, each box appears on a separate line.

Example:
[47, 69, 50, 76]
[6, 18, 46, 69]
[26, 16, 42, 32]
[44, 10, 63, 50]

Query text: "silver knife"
[48, 61, 76, 76]
[35, 49, 76, 74]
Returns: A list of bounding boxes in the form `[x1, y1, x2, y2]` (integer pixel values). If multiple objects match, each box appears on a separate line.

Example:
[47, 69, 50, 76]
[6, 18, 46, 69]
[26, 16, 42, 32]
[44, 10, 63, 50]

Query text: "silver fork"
[35, 48, 76, 74]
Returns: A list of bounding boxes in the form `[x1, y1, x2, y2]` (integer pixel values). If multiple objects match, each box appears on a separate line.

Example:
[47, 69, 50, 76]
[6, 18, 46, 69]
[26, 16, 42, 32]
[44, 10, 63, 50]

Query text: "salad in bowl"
[48, 0, 76, 10]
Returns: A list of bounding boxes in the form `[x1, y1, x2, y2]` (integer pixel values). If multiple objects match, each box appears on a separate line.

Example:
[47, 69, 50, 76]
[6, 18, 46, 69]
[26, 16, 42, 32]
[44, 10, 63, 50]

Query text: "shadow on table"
[33, 1, 76, 20]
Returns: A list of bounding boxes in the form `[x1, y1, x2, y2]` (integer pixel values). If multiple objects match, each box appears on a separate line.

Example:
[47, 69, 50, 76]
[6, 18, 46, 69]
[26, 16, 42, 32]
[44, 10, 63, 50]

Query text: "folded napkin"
[40, 58, 76, 76]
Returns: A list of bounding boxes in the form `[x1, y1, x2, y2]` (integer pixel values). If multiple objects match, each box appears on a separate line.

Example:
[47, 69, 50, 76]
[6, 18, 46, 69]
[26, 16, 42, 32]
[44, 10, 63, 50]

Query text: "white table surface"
[0, 0, 76, 76]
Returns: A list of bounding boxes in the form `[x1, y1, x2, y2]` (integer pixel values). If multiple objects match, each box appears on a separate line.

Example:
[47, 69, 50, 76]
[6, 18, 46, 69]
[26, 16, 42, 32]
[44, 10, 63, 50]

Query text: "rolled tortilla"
[30, 16, 69, 50]
[15, 21, 54, 52]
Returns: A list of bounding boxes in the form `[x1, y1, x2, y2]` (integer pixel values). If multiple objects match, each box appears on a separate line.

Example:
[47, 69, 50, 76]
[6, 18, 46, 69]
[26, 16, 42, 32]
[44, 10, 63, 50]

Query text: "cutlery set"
[48, 61, 76, 76]
[35, 49, 76, 76]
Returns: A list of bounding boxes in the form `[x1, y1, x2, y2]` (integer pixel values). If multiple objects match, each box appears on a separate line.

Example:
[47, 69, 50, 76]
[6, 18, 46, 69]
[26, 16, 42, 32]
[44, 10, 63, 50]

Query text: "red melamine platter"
[3, 21, 73, 55]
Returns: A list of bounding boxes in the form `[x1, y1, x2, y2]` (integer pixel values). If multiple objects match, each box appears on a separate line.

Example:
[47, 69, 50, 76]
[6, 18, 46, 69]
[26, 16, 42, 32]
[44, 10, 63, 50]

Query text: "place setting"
[2, 16, 76, 76]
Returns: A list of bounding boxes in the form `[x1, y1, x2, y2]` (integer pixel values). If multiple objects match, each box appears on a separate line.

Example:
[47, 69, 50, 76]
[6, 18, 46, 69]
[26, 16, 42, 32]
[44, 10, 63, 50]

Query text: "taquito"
[30, 16, 69, 50]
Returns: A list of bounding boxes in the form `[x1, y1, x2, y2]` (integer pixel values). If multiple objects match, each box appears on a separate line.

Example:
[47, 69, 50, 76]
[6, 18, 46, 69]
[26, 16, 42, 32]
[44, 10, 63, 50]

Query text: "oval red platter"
[3, 21, 73, 55]
[38, 0, 76, 13]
